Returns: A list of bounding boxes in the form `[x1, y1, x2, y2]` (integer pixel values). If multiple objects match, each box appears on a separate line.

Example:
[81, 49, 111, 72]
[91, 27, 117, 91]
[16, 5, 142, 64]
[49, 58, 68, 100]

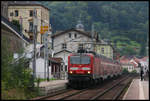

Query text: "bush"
[10, 58, 33, 89]
[1, 31, 38, 99]
[131, 70, 137, 74]
[122, 68, 129, 74]
[11, 20, 21, 30]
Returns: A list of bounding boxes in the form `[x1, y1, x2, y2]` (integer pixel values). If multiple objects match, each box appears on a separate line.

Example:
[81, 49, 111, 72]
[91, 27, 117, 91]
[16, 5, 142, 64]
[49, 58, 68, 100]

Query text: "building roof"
[54, 49, 72, 55]
[130, 59, 138, 68]
[120, 56, 134, 66]
[133, 57, 141, 64]
[120, 59, 130, 64]
[141, 56, 148, 62]
[49, 57, 63, 64]
[8, 1, 50, 11]
[51, 28, 98, 39]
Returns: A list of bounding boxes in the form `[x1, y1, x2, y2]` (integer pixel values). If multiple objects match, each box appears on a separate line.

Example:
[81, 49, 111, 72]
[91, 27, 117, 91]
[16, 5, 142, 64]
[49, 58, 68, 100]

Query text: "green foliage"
[40, 1, 148, 56]
[122, 68, 129, 74]
[11, 19, 21, 30]
[131, 70, 137, 74]
[34, 77, 57, 83]
[1, 34, 36, 99]
[7, 58, 33, 89]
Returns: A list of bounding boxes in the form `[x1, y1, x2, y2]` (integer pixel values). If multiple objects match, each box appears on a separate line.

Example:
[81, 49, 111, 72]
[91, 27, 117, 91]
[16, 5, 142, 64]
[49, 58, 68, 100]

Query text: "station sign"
[40, 26, 48, 34]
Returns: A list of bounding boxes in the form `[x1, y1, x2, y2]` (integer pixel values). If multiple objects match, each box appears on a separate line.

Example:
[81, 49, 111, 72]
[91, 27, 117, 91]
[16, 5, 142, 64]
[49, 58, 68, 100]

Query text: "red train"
[68, 51, 122, 88]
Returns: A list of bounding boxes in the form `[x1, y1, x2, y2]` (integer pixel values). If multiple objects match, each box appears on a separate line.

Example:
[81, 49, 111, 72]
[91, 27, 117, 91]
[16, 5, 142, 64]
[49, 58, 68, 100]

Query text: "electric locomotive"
[68, 49, 122, 88]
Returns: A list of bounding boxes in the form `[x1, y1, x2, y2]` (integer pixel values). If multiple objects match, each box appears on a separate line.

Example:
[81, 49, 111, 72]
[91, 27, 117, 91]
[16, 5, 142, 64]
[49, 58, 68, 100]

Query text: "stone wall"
[1, 28, 23, 54]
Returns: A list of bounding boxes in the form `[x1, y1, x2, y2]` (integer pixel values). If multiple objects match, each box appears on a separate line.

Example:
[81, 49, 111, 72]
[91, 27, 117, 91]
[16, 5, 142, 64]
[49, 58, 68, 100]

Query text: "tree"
[40, 1, 148, 56]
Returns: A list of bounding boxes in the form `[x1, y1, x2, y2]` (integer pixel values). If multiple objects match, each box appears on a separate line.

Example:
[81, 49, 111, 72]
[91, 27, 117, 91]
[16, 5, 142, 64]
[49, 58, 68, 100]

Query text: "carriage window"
[70, 56, 91, 64]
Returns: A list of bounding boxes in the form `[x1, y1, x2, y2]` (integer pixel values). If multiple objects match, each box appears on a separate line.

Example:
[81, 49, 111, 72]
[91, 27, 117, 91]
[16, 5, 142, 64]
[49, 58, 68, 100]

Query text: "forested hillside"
[40, 1, 148, 56]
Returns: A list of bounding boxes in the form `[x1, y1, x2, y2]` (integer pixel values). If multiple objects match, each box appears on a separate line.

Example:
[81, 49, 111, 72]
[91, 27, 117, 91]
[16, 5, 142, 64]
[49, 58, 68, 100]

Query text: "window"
[29, 21, 33, 32]
[29, 35, 33, 40]
[10, 12, 13, 16]
[29, 10, 33, 17]
[62, 43, 67, 49]
[69, 33, 71, 38]
[70, 56, 91, 64]
[15, 10, 18, 17]
[74, 33, 77, 38]
[65, 65, 67, 71]
[101, 48, 104, 54]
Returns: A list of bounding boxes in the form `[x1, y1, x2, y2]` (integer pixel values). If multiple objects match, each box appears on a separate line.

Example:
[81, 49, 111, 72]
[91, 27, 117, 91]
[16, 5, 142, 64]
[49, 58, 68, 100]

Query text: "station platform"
[35, 80, 68, 96]
[123, 78, 149, 100]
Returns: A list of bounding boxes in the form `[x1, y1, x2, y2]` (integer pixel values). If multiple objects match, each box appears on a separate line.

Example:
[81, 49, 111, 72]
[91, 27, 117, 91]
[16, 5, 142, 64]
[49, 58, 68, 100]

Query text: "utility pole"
[19, 16, 24, 47]
[91, 24, 95, 51]
[44, 32, 49, 81]
[44, 33, 46, 79]
[33, 9, 37, 83]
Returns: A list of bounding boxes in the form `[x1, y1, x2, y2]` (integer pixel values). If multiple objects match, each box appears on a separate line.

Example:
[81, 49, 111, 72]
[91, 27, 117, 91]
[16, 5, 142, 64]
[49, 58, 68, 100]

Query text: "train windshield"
[70, 56, 91, 64]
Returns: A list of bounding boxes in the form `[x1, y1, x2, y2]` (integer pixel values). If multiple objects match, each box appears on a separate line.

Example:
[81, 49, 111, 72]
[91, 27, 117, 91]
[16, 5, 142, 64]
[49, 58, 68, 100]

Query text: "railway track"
[32, 74, 137, 100]
[90, 75, 134, 100]
[62, 74, 131, 100]
[37, 88, 89, 100]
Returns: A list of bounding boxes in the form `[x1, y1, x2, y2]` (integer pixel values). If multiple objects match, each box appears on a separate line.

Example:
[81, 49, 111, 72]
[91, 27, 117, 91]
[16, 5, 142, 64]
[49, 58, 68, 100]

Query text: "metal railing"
[52, 71, 68, 80]
[1, 16, 31, 43]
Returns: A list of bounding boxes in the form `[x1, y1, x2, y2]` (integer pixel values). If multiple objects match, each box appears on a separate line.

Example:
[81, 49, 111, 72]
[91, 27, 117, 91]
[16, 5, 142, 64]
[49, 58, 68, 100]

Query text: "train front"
[68, 53, 93, 88]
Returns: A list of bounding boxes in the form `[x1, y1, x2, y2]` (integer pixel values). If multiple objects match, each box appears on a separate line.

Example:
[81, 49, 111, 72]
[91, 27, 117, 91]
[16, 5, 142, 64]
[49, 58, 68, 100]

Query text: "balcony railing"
[1, 16, 31, 43]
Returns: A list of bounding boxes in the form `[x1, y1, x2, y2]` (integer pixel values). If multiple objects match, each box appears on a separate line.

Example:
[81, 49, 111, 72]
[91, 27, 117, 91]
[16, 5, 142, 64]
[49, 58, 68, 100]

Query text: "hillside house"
[51, 20, 99, 71]
[8, 1, 52, 44]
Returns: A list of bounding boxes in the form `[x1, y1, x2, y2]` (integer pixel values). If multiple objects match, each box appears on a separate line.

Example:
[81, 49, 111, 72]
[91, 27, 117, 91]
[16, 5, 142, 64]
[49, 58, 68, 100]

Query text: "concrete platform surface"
[38, 80, 68, 87]
[35, 80, 68, 95]
[123, 79, 149, 100]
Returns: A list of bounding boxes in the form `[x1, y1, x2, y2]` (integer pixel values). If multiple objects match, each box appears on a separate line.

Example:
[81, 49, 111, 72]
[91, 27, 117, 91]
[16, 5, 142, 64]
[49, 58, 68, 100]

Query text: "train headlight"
[70, 71, 73, 74]
[87, 71, 91, 74]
